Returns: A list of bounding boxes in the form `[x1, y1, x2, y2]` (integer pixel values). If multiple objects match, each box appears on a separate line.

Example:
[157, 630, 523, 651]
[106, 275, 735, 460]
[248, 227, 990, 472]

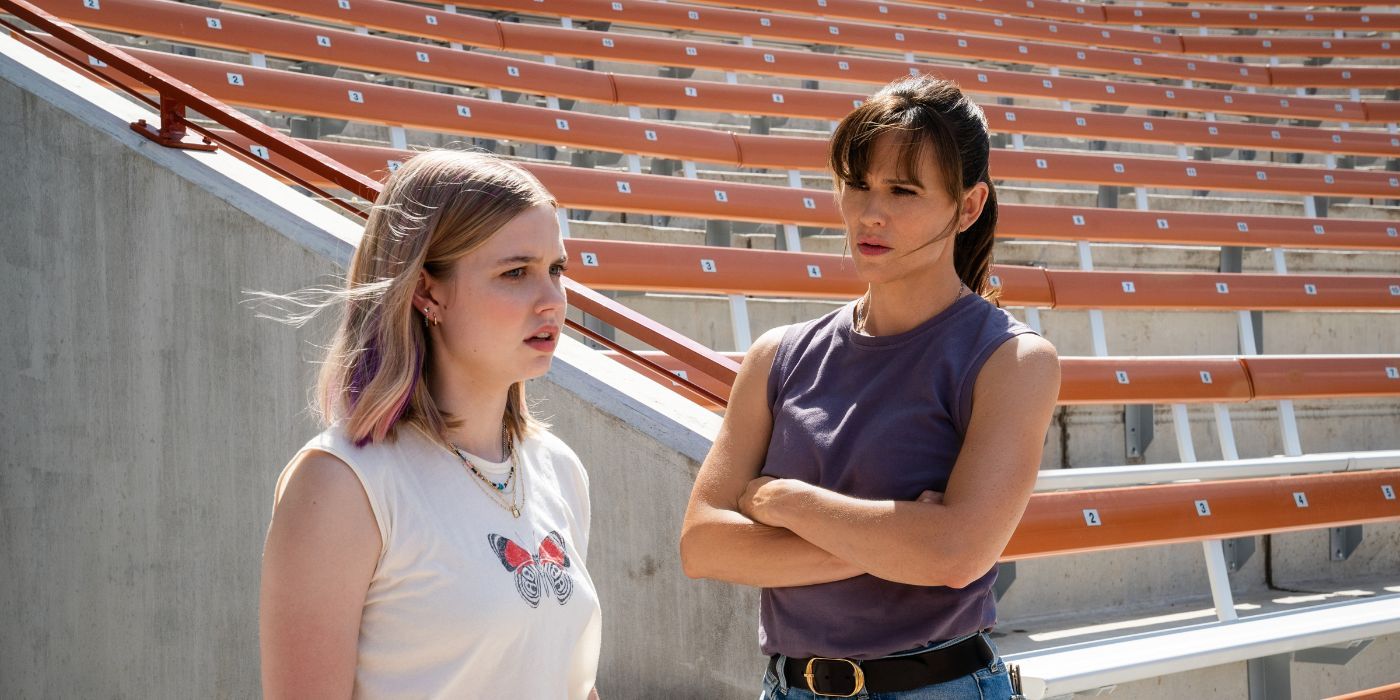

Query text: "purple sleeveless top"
[759, 293, 1036, 660]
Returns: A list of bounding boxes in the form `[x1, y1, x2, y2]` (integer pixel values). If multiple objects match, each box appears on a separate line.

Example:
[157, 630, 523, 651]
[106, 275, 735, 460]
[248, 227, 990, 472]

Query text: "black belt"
[772, 633, 996, 697]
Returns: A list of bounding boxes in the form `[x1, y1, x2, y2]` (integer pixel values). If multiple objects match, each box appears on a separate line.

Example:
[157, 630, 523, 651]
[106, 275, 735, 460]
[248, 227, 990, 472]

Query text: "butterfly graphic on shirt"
[486, 530, 574, 608]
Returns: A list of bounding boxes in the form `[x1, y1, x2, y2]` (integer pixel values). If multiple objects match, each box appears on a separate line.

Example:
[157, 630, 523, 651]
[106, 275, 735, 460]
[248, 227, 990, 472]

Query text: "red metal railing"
[0, 0, 739, 405]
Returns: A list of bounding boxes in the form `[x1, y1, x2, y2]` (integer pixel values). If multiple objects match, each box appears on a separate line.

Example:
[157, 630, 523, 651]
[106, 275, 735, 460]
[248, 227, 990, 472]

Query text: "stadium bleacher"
[3, 0, 1398, 695]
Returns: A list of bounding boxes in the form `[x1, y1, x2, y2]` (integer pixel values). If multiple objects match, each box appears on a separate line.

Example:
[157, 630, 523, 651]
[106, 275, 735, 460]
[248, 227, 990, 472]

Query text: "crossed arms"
[678, 325, 1060, 589]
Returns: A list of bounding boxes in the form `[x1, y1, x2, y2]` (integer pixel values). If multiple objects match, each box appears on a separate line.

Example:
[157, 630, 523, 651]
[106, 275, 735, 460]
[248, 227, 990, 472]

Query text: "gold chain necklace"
[854, 283, 968, 335]
[451, 427, 524, 519]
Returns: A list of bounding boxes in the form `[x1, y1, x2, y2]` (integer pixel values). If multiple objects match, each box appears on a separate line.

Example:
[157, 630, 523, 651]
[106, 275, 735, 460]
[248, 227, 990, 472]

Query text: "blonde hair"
[320, 150, 557, 447]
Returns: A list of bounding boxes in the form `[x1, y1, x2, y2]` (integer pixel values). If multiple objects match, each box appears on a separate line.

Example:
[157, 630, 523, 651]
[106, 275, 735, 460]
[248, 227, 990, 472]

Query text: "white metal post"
[1237, 311, 1258, 356]
[1213, 404, 1240, 461]
[782, 224, 802, 253]
[1202, 540, 1240, 622]
[728, 294, 753, 351]
[1172, 404, 1197, 463]
[1077, 241, 1108, 356]
[1172, 403, 1240, 621]
[1024, 307, 1042, 335]
[556, 209, 571, 239]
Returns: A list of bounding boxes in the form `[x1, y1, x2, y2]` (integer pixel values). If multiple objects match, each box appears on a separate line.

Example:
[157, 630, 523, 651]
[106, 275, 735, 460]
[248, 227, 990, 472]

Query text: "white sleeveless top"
[282, 424, 602, 699]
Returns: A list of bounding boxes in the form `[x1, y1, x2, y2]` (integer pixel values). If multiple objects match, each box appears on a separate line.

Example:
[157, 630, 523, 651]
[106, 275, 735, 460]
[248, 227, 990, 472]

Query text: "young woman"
[259, 151, 601, 699]
[680, 76, 1060, 699]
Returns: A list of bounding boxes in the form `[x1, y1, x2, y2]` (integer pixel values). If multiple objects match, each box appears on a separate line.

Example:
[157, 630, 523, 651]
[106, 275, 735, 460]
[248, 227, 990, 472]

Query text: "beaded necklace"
[451, 427, 524, 518]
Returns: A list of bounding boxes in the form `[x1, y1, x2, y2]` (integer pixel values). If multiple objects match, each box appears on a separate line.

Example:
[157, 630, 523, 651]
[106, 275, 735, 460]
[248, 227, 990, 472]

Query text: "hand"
[916, 490, 944, 505]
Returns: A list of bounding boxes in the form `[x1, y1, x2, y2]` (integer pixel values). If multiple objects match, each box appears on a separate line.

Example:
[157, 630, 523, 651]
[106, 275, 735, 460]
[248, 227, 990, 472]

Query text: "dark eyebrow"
[496, 254, 569, 266]
[881, 177, 923, 187]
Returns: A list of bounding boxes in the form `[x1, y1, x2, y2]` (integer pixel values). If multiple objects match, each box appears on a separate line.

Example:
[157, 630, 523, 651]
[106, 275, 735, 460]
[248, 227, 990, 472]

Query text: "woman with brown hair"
[259, 151, 601, 699]
[680, 75, 1060, 698]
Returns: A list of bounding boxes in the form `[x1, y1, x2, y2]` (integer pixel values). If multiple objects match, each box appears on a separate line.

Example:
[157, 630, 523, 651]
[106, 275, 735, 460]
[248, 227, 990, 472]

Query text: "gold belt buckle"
[803, 657, 865, 698]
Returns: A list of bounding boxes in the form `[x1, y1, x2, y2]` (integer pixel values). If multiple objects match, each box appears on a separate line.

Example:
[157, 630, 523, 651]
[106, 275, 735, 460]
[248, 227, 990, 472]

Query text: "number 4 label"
[1293, 492, 1309, 508]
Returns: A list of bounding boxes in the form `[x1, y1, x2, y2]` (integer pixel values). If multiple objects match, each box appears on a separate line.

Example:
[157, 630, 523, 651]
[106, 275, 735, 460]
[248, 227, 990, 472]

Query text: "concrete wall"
[0, 36, 351, 698]
[0, 35, 748, 698]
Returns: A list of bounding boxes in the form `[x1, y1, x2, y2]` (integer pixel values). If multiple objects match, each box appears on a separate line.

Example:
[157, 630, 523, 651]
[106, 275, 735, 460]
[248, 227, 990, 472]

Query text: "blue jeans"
[759, 633, 1014, 700]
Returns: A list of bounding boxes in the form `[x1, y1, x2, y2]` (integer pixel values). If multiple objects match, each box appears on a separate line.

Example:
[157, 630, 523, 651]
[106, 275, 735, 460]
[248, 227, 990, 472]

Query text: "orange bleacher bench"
[203, 0, 1393, 120]
[457, 0, 1398, 89]
[677, 0, 1400, 72]
[607, 352, 1400, 411]
[74, 46, 1400, 200]
[53, 0, 1400, 159]
[463, 237, 1398, 313]
[1099, 5, 1400, 31]
[211, 134, 1400, 252]
[1004, 468, 1400, 560]
[1326, 682, 1400, 700]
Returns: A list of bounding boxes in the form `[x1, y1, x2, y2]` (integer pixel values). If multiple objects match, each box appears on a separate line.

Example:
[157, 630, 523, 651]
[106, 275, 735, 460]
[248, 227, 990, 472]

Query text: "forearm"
[768, 488, 988, 588]
[680, 507, 864, 588]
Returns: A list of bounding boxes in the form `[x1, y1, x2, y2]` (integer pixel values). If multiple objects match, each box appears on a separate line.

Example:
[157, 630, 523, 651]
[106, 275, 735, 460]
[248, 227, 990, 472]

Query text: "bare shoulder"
[272, 450, 379, 547]
[744, 324, 790, 369]
[726, 324, 790, 400]
[276, 450, 365, 506]
[977, 333, 1061, 399]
